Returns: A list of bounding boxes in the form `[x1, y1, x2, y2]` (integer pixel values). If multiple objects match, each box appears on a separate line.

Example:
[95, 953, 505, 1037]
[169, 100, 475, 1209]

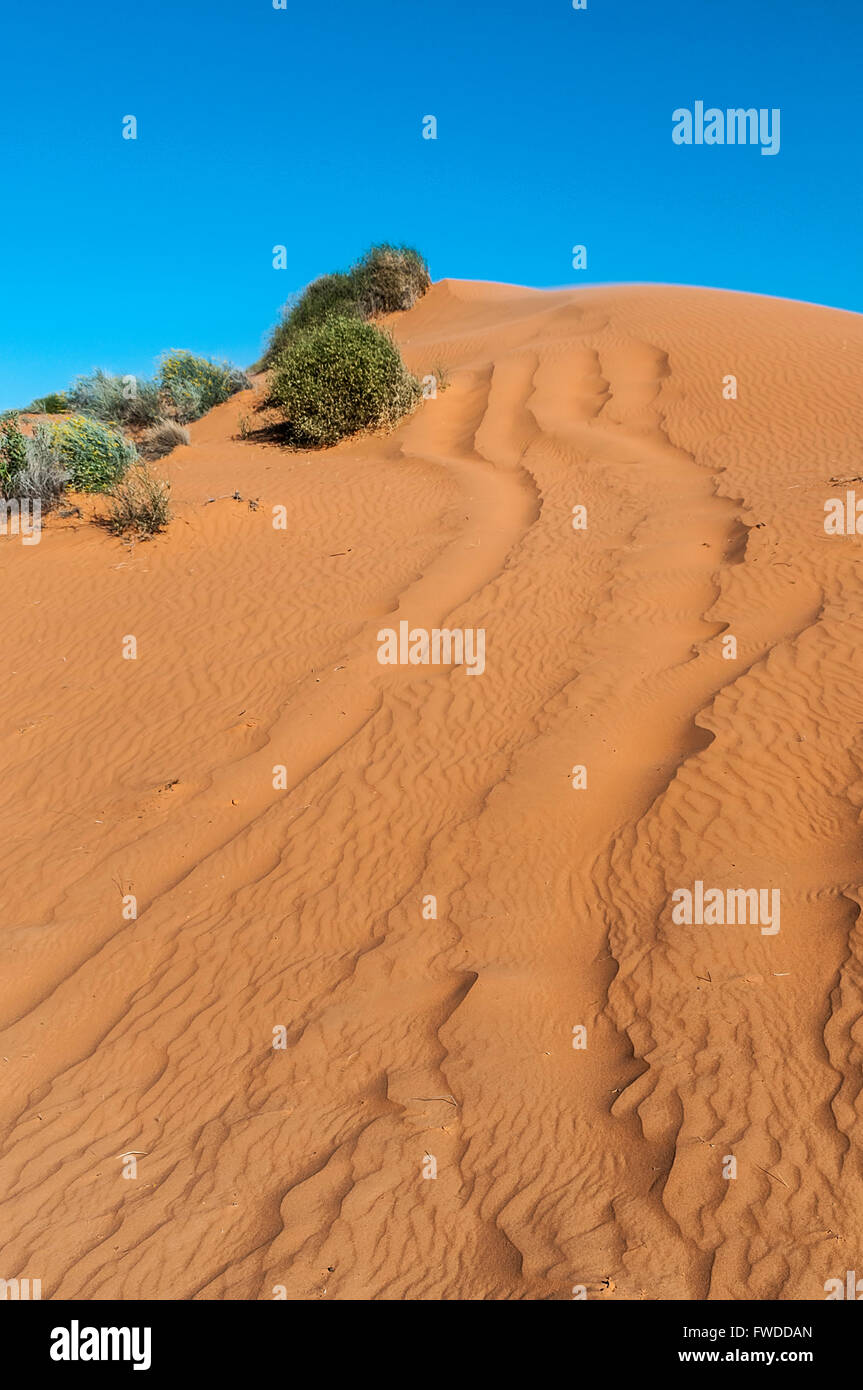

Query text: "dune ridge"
[2, 279, 863, 1299]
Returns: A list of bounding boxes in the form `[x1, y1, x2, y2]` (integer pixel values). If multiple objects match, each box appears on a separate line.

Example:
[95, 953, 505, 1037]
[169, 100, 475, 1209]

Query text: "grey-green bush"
[68, 370, 163, 428]
[267, 315, 421, 447]
[17, 426, 70, 508]
[0, 420, 69, 509]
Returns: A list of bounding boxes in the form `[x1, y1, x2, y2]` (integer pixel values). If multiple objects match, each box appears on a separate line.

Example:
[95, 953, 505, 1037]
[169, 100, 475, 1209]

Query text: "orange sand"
[2, 280, 863, 1300]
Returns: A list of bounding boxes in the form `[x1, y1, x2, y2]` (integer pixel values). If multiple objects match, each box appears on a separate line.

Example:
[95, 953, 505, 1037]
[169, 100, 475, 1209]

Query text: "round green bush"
[261, 274, 362, 368]
[285, 273, 362, 333]
[49, 415, 137, 492]
[267, 316, 421, 447]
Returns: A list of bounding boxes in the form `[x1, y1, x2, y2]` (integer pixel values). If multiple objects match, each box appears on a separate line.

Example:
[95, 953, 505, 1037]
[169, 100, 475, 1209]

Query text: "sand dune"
[3, 279, 863, 1299]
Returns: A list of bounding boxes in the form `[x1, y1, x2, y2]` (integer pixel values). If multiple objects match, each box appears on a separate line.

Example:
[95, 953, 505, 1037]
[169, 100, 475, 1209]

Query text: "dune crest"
[2, 280, 863, 1300]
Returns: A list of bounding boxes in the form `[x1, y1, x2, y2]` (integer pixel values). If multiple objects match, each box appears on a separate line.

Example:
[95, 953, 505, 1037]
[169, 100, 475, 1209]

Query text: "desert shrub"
[67, 369, 121, 419]
[227, 366, 252, 394]
[351, 244, 431, 316]
[14, 426, 70, 508]
[102, 465, 172, 538]
[28, 391, 68, 414]
[49, 415, 137, 491]
[0, 412, 28, 490]
[0, 419, 69, 510]
[165, 381, 203, 424]
[159, 351, 250, 423]
[288, 272, 362, 331]
[259, 273, 362, 368]
[117, 379, 164, 427]
[267, 315, 421, 447]
[68, 369, 163, 428]
[257, 246, 430, 370]
[140, 418, 190, 461]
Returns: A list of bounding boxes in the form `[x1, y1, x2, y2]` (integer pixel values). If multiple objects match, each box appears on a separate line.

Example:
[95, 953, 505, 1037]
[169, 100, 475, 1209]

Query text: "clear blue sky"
[1, 0, 859, 409]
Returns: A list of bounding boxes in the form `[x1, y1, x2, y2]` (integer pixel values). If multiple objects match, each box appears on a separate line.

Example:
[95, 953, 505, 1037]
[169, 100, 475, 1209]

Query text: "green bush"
[258, 245, 430, 370]
[159, 351, 250, 423]
[49, 415, 137, 492]
[28, 391, 68, 415]
[261, 273, 362, 368]
[0, 412, 28, 490]
[267, 315, 421, 447]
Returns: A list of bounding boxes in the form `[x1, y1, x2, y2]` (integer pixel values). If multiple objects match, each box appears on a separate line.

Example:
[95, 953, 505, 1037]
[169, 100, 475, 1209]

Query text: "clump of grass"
[352, 243, 431, 316]
[68, 370, 163, 428]
[48, 415, 137, 491]
[159, 351, 251, 423]
[426, 361, 451, 395]
[266, 314, 421, 448]
[103, 465, 172, 538]
[140, 418, 190, 461]
[257, 244, 430, 369]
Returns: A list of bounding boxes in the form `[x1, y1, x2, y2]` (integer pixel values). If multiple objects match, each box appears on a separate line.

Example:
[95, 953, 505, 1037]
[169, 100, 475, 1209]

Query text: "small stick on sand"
[755, 1163, 789, 1188]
